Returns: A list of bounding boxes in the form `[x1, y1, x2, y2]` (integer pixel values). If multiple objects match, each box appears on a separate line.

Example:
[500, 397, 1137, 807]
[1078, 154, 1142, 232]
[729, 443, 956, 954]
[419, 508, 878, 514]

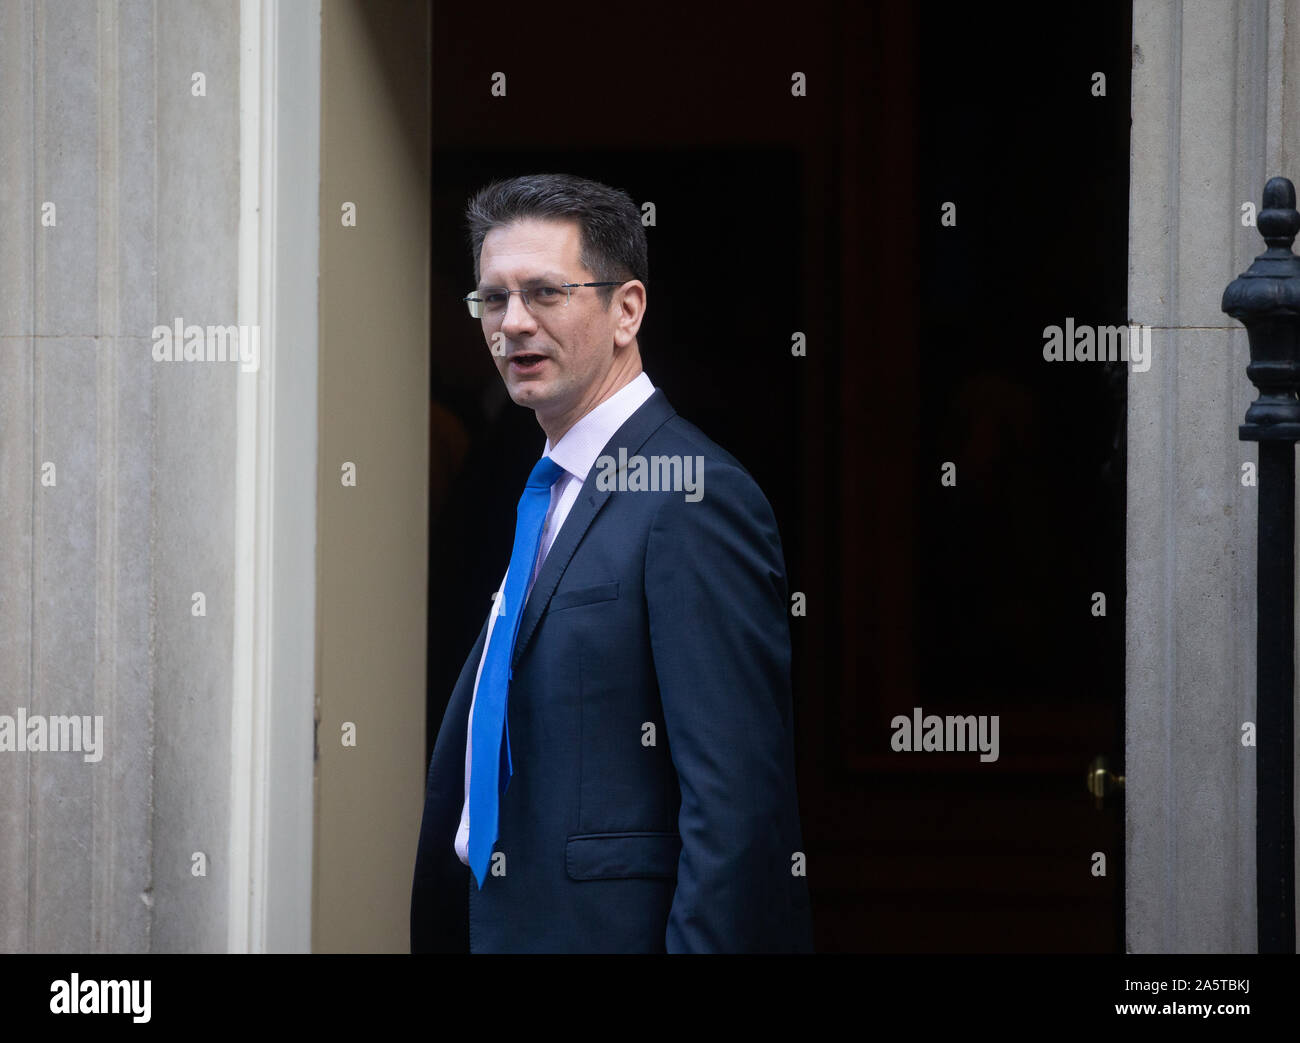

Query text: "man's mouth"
[509, 353, 548, 372]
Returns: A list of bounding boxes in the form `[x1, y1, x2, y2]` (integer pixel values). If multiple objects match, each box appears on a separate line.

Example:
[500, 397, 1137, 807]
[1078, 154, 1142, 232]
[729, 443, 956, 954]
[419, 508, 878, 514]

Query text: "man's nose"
[500, 291, 536, 335]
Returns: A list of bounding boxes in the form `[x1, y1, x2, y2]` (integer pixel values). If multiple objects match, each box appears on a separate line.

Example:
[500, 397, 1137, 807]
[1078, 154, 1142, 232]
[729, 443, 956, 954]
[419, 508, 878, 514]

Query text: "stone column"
[0, 0, 241, 952]
[1127, 0, 1300, 952]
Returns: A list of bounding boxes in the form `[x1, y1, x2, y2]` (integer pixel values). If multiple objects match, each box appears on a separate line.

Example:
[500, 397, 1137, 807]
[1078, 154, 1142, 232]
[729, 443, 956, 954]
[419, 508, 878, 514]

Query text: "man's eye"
[533, 286, 562, 300]
[483, 291, 508, 304]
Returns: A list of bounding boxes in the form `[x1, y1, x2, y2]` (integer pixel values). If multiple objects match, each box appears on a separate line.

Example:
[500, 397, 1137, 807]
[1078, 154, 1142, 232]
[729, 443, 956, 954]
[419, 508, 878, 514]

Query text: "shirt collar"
[544, 371, 656, 483]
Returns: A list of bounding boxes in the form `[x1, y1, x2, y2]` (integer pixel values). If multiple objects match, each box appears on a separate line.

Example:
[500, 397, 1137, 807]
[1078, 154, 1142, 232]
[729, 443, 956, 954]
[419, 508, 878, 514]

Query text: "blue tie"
[468, 454, 568, 888]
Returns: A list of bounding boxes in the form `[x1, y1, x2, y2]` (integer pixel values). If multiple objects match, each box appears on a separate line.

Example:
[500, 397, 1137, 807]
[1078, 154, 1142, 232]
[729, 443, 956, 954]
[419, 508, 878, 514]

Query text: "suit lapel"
[510, 388, 677, 670]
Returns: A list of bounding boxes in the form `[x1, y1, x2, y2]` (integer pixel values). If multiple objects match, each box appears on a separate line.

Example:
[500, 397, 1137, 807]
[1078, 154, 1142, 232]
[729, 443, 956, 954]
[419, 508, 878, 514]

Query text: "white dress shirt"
[455, 371, 656, 865]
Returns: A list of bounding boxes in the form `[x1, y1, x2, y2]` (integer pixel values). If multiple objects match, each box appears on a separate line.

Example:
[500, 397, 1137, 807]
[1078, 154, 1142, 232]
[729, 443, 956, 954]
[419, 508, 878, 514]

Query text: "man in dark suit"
[411, 173, 813, 953]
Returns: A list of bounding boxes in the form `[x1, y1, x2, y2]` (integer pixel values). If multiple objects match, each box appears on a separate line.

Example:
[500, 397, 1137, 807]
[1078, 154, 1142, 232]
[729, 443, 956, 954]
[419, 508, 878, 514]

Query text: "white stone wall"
[1128, 0, 1300, 952]
[0, 0, 241, 952]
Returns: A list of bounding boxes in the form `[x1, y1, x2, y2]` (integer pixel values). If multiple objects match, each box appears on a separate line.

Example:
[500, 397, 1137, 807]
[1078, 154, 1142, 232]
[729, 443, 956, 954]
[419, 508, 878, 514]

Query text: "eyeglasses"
[463, 281, 625, 319]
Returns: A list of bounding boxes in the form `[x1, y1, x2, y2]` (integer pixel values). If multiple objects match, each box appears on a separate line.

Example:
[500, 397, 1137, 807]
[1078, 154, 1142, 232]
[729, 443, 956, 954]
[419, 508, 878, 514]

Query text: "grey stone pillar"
[0, 0, 241, 952]
[1127, 0, 1300, 952]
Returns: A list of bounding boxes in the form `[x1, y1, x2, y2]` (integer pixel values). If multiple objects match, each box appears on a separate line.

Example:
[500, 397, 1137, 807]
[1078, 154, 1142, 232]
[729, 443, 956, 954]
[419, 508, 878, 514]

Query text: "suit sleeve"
[645, 458, 801, 952]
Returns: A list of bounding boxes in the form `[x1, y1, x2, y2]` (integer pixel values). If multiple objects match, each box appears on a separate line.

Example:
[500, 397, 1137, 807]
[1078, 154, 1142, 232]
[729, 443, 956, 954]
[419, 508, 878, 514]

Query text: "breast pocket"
[565, 830, 682, 881]
[548, 581, 620, 613]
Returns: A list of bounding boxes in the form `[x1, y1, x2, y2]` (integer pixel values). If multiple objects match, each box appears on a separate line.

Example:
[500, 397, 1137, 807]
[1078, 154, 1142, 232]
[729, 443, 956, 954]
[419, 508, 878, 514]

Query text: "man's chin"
[506, 380, 551, 408]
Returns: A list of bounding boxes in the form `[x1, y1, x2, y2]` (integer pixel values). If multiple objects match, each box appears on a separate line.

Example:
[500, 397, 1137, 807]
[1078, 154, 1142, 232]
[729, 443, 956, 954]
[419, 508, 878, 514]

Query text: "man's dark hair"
[466, 173, 648, 307]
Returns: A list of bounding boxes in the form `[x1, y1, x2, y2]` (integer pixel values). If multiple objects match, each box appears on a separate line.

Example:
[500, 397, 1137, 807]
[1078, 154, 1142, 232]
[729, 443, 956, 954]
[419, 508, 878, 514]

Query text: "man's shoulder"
[638, 411, 750, 479]
[627, 410, 776, 521]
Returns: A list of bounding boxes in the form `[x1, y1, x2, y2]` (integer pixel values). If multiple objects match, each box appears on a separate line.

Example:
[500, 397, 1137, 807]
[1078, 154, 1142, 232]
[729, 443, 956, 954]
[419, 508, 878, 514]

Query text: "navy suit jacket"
[410, 388, 814, 952]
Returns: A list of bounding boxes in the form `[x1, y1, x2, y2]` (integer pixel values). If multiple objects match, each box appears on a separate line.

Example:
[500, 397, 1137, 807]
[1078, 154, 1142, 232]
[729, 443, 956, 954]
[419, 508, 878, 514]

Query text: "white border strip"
[263, 0, 320, 953]
[228, 0, 261, 954]
[230, 0, 320, 953]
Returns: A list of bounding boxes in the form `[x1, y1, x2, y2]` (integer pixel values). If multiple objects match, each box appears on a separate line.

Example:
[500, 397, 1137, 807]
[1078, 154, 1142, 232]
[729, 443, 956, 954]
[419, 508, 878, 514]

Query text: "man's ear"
[613, 281, 647, 347]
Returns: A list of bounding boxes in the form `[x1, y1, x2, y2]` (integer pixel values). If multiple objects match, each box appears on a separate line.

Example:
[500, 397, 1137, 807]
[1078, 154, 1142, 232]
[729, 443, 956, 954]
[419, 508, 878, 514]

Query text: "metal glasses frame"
[463, 280, 626, 318]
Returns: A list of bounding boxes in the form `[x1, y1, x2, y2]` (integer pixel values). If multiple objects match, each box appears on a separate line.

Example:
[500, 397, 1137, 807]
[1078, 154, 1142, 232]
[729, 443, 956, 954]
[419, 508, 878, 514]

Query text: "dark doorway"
[427, 0, 1130, 951]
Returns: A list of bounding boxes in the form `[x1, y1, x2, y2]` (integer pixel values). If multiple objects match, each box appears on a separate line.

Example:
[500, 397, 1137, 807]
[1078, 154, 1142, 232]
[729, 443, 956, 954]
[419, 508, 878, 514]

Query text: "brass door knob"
[1087, 755, 1125, 810]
